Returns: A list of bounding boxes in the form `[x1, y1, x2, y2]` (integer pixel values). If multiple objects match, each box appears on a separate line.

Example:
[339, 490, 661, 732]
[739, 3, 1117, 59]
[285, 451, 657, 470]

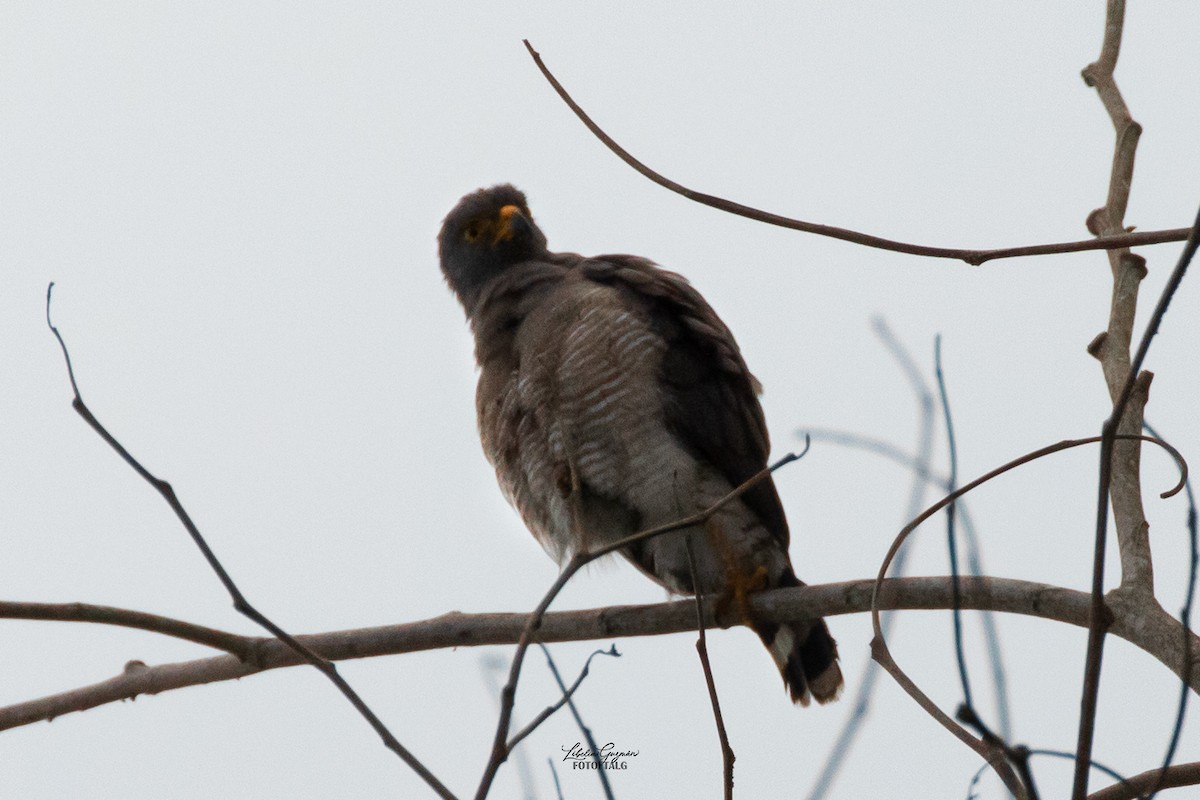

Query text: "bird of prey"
[438, 184, 842, 705]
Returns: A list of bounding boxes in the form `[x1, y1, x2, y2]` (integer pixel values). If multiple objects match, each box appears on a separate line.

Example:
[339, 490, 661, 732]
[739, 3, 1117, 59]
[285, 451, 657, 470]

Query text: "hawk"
[438, 184, 842, 705]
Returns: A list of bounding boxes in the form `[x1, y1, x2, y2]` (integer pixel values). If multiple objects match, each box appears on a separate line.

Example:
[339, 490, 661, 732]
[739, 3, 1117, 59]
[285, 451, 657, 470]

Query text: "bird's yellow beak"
[493, 204, 522, 244]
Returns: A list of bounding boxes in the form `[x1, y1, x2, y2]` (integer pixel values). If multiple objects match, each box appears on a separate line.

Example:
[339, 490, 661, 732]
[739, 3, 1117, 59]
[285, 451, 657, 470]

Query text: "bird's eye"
[464, 223, 481, 242]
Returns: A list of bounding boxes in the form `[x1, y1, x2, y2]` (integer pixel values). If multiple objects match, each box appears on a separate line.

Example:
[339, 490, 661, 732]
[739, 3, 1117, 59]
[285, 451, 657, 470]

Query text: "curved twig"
[538, 644, 615, 799]
[1141, 422, 1199, 800]
[0, 600, 254, 658]
[806, 319, 940, 800]
[871, 433, 1188, 798]
[1087, 761, 1200, 800]
[506, 645, 619, 752]
[520, 40, 1189, 267]
[966, 750, 1134, 800]
[798, 425, 1015, 738]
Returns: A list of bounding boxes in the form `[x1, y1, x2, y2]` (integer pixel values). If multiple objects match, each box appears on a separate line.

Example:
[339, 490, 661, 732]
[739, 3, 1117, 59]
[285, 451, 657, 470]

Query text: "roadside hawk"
[438, 184, 842, 705]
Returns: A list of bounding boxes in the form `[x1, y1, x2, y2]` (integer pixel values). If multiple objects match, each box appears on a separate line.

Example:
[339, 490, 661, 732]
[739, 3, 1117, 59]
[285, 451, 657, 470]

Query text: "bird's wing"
[578, 255, 790, 548]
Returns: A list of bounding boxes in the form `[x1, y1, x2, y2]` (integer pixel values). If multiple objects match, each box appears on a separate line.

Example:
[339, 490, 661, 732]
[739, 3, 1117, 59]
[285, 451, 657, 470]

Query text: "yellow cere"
[493, 204, 521, 243]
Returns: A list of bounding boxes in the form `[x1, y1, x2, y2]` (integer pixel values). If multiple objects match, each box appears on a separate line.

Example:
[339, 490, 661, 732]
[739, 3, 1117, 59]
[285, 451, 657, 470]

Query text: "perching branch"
[520, 39, 1189, 267]
[6, 574, 1197, 734]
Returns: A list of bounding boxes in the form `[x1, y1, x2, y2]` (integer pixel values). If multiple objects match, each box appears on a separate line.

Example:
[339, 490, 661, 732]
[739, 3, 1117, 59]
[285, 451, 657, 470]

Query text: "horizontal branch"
[522, 40, 1190, 266]
[0, 600, 254, 658]
[4, 576, 1196, 732]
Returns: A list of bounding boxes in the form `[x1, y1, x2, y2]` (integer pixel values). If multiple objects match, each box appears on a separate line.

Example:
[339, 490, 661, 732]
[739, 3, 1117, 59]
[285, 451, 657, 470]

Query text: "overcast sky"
[3, 3, 1199, 798]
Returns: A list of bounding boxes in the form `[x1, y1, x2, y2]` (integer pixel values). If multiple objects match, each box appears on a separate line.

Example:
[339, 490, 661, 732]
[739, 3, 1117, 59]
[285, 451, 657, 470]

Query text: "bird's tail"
[756, 571, 843, 706]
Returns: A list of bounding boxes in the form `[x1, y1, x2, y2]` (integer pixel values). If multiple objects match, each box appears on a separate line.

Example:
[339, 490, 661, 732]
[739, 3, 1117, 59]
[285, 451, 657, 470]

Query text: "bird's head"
[438, 184, 549, 313]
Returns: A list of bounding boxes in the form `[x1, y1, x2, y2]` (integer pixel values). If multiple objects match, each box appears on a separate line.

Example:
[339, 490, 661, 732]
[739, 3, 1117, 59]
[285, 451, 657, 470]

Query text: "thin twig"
[538, 645, 616, 800]
[1142, 421, 1198, 800]
[938, 340, 1028, 794]
[44, 284, 456, 800]
[520, 40, 1189, 267]
[1028, 750, 1130, 792]
[473, 447, 807, 800]
[0, 600, 254, 658]
[799, 425, 1016, 741]
[966, 750, 1134, 800]
[806, 319, 938, 800]
[686, 540, 734, 800]
[547, 758, 564, 800]
[507, 646, 619, 752]
[956, 706, 1040, 800]
[871, 433, 1188, 800]
[1073, 209, 1200, 798]
[478, 654, 537, 799]
[935, 336, 973, 710]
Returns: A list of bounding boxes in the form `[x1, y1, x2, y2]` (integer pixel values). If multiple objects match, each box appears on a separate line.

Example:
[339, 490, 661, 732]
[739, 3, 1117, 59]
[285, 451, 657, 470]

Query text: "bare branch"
[45, 284, 456, 800]
[807, 319, 939, 800]
[520, 39, 1189, 267]
[547, 758, 565, 800]
[1087, 761, 1200, 800]
[1074, 200, 1200, 796]
[506, 645, 619, 752]
[0, 600, 253, 658]
[538, 644, 615, 800]
[686, 539, 734, 800]
[1142, 422, 1200, 800]
[871, 433, 1189, 799]
[1073, 2, 1149, 792]
[6, 574, 1196, 734]
[935, 337, 974, 711]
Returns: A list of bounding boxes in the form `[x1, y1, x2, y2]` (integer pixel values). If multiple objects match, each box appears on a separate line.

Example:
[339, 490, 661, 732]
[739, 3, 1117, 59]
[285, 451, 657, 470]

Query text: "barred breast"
[488, 274, 682, 558]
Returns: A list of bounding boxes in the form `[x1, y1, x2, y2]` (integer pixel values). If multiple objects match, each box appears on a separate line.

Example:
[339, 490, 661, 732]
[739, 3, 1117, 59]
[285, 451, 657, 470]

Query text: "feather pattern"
[440, 185, 842, 705]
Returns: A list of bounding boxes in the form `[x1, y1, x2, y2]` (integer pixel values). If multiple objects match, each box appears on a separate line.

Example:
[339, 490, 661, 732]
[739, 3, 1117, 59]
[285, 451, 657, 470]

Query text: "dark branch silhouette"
[538, 645, 615, 799]
[506, 645, 619, 752]
[935, 337, 973, 710]
[870, 432, 1188, 799]
[45, 284, 457, 800]
[520, 39, 1189, 267]
[1141, 421, 1200, 800]
[687, 540, 734, 800]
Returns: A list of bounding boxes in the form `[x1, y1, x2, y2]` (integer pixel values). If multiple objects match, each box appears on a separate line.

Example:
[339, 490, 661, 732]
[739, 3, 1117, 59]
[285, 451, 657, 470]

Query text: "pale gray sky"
[3, 3, 1198, 798]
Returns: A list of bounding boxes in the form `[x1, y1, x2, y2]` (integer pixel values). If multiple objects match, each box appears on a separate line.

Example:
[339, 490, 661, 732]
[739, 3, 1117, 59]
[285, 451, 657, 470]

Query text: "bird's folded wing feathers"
[578, 256, 790, 548]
